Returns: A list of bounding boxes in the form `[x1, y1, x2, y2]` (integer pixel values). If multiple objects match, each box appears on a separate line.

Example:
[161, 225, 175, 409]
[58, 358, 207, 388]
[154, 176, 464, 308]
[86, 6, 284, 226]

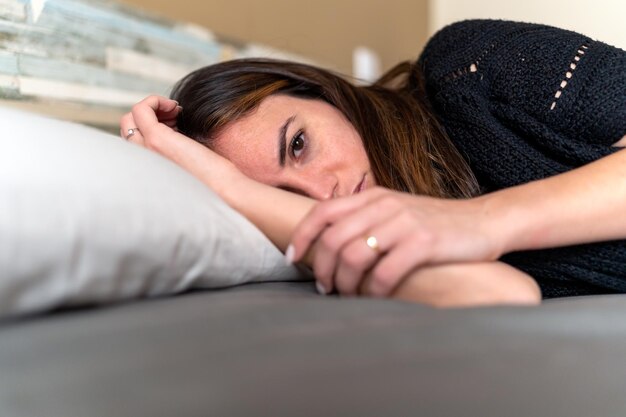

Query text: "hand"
[289, 187, 503, 297]
[120, 95, 181, 141]
[120, 95, 242, 196]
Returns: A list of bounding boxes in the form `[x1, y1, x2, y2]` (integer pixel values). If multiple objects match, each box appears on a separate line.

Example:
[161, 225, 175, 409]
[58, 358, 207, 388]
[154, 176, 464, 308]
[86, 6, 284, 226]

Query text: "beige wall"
[120, 0, 429, 75]
[429, 0, 626, 49]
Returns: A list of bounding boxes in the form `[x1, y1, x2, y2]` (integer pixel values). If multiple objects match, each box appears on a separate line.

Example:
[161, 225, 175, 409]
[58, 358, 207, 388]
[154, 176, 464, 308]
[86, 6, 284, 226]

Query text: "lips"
[352, 174, 366, 195]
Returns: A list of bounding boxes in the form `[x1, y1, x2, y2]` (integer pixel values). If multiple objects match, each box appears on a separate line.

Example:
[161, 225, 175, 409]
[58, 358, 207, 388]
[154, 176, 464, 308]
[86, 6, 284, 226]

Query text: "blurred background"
[121, 0, 626, 78]
[1, 0, 624, 129]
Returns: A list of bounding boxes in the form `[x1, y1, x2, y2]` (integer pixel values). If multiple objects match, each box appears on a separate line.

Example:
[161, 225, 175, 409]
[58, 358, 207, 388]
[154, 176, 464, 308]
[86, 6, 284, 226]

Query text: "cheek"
[342, 136, 370, 167]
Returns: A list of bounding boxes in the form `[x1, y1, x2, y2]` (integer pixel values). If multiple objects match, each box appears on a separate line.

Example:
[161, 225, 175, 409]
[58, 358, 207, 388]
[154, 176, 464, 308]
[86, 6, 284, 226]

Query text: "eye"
[289, 131, 306, 159]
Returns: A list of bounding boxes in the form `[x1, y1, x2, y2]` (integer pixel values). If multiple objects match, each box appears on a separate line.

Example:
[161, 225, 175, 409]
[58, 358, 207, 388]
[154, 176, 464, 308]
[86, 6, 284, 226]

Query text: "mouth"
[352, 174, 366, 195]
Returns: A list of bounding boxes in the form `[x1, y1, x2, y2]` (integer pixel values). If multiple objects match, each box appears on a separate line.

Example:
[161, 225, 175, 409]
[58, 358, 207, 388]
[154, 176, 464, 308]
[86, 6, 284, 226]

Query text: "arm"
[123, 97, 540, 307]
[124, 97, 625, 307]
[294, 22, 626, 299]
[420, 21, 626, 254]
[222, 171, 544, 307]
[290, 147, 626, 299]
[391, 261, 541, 307]
[485, 145, 626, 255]
[123, 96, 315, 251]
[238, 145, 626, 307]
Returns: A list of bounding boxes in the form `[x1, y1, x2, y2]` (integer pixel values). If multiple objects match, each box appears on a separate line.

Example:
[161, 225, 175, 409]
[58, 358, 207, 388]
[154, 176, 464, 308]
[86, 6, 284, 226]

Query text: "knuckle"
[119, 113, 131, 126]
[371, 269, 395, 293]
[401, 210, 423, 230]
[294, 222, 321, 247]
[378, 195, 400, 211]
[314, 200, 334, 218]
[319, 230, 341, 253]
[296, 229, 315, 248]
[337, 274, 361, 296]
[340, 248, 364, 272]
[416, 229, 435, 246]
[338, 282, 359, 296]
[335, 282, 351, 296]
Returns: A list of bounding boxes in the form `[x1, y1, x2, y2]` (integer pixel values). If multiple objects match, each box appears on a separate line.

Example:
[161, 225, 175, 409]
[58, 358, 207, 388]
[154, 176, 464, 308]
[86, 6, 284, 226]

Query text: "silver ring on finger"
[125, 127, 140, 140]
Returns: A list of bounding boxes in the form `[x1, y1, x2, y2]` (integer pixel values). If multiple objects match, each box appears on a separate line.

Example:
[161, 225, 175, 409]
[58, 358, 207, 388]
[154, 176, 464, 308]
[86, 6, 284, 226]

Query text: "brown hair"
[170, 58, 479, 198]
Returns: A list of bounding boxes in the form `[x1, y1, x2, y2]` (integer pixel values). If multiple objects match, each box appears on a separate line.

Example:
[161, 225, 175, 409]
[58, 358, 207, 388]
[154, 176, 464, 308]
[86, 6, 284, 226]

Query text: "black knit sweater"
[418, 20, 626, 298]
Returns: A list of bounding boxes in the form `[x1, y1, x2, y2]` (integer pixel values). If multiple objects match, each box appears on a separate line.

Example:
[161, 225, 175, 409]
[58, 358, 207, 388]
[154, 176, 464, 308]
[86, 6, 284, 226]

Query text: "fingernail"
[316, 282, 327, 295]
[176, 105, 183, 111]
[285, 244, 294, 265]
[172, 100, 179, 105]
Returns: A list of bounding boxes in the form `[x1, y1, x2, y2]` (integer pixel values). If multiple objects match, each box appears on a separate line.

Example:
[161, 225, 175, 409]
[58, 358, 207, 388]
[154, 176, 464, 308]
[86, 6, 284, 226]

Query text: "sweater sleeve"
[420, 20, 626, 148]
[418, 20, 626, 298]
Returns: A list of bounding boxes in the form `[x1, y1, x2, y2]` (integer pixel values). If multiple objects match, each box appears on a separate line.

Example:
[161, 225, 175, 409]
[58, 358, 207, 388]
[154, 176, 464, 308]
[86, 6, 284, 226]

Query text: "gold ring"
[125, 127, 139, 140]
[365, 235, 380, 252]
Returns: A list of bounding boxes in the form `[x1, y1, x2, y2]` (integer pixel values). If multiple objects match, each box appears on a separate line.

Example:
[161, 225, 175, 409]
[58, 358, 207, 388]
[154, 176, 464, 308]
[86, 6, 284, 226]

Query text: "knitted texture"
[418, 20, 626, 298]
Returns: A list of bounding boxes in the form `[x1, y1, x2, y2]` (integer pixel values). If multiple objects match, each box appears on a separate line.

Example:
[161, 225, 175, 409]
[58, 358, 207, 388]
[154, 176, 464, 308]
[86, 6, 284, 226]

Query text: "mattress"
[1, 281, 625, 416]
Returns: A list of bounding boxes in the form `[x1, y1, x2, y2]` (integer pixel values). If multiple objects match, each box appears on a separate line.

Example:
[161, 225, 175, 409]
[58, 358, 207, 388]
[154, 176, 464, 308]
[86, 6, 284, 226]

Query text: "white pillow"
[0, 106, 305, 317]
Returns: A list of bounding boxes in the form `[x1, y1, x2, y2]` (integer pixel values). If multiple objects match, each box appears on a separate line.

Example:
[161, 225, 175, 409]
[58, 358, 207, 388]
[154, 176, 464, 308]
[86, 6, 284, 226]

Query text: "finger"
[133, 96, 180, 125]
[154, 99, 180, 119]
[119, 113, 144, 145]
[357, 210, 432, 297]
[290, 187, 387, 262]
[312, 196, 402, 293]
[365, 232, 434, 297]
[157, 105, 182, 127]
[121, 117, 145, 146]
[124, 126, 146, 146]
[333, 207, 420, 296]
[332, 235, 381, 296]
[131, 95, 177, 135]
[131, 106, 214, 168]
[161, 116, 179, 129]
[119, 112, 134, 138]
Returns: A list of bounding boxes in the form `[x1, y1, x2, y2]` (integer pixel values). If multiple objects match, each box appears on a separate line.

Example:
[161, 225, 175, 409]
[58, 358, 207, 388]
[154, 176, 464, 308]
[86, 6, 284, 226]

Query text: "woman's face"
[212, 95, 375, 200]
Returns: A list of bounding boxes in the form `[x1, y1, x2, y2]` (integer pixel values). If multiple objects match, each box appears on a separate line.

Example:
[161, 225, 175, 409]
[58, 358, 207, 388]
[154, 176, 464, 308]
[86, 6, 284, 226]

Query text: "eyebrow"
[278, 115, 296, 167]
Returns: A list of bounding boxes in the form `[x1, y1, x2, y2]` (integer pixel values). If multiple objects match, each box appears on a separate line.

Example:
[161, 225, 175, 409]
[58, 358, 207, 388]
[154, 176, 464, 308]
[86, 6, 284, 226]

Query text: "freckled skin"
[211, 95, 375, 200]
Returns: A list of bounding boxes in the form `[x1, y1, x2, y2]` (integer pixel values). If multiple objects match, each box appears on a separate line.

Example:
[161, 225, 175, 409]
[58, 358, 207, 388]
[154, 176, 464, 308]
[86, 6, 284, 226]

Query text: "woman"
[120, 19, 626, 307]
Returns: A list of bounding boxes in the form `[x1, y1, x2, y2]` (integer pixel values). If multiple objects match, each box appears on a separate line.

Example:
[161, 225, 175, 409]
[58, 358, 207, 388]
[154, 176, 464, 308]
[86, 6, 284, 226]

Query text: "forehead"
[211, 95, 299, 179]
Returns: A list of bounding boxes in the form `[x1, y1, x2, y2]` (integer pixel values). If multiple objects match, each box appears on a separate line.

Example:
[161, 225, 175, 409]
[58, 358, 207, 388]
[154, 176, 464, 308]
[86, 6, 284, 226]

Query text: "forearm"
[390, 261, 541, 307]
[223, 174, 316, 252]
[483, 148, 626, 254]
[144, 129, 317, 254]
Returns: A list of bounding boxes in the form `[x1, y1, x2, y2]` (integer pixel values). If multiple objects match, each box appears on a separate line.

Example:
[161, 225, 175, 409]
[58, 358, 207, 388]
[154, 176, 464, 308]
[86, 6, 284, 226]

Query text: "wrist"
[476, 186, 543, 256]
[209, 166, 250, 209]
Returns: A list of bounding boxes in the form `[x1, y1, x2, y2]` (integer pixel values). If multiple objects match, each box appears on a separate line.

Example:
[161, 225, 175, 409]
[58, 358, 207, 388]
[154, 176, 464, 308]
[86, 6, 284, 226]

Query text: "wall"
[119, 0, 430, 75]
[0, 0, 269, 128]
[429, 0, 626, 49]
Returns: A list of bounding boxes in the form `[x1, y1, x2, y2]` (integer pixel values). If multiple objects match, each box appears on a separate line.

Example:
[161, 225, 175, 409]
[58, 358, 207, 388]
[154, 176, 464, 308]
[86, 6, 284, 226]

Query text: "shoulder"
[418, 19, 588, 83]
[423, 19, 522, 51]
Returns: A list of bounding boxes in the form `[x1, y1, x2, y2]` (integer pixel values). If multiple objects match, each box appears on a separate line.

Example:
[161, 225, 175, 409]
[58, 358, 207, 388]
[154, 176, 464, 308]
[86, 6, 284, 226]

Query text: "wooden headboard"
[0, 0, 312, 132]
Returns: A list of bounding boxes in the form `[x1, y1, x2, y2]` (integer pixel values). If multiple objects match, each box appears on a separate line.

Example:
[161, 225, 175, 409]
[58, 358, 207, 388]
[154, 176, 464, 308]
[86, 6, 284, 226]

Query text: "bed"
[2, 1, 626, 416]
[3, 283, 626, 416]
[4, 108, 626, 417]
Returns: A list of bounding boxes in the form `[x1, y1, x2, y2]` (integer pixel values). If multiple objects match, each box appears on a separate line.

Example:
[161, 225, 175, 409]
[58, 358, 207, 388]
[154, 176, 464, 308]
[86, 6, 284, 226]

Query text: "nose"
[292, 172, 338, 200]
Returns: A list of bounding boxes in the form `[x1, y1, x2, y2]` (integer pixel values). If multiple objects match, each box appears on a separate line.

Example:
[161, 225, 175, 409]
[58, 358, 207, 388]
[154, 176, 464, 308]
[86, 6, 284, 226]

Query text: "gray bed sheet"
[1, 281, 626, 417]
